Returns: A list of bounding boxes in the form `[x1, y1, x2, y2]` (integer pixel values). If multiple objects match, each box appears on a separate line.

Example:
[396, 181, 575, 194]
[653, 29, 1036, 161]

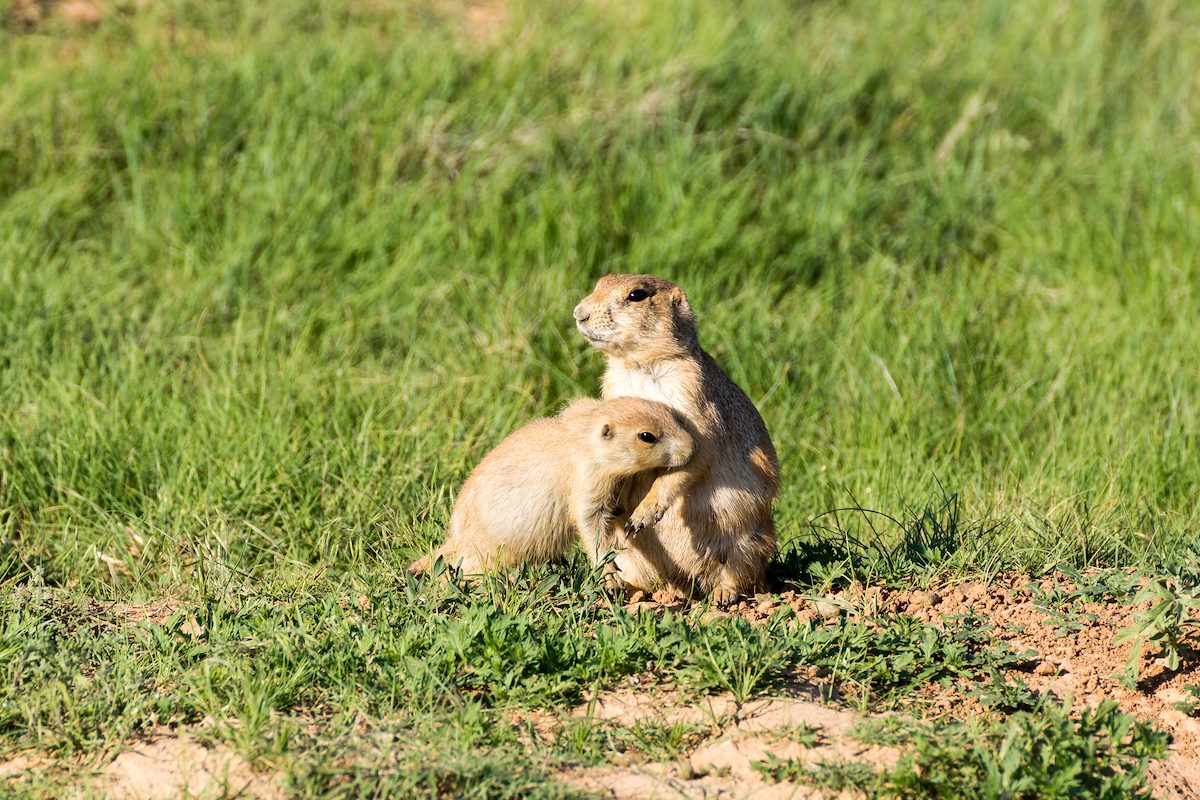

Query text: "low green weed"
[756, 700, 1169, 799]
[968, 670, 1043, 714]
[753, 754, 879, 791]
[1114, 577, 1200, 684]
[1028, 583, 1098, 637]
[888, 701, 1170, 800]
[1028, 567, 1139, 637]
[551, 716, 715, 766]
[1169, 686, 1200, 717]
[813, 612, 1035, 704]
[778, 722, 823, 748]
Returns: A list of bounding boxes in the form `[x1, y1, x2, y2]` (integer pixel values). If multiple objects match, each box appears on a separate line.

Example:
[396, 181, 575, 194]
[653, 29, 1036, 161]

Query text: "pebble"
[814, 600, 842, 621]
[1035, 661, 1057, 676]
[908, 591, 942, 609]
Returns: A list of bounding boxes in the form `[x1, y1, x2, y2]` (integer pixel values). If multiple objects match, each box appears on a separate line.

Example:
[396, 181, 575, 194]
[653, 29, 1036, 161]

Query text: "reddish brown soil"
[606, 571, 1200, 799]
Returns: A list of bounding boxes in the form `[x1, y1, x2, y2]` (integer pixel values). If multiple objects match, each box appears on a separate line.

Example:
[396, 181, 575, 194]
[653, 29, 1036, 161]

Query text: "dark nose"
[573, 303, 590, 323]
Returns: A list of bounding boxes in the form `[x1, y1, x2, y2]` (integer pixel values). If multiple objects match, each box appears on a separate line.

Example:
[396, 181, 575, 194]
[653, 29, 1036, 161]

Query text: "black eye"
[626, 289, 650, 302]
[638, 431, 658, 444]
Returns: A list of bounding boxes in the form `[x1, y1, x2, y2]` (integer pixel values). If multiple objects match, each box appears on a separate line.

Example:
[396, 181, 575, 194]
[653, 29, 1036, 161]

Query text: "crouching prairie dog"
[408, 397, 694, 577]
[573, 274, 780, 602]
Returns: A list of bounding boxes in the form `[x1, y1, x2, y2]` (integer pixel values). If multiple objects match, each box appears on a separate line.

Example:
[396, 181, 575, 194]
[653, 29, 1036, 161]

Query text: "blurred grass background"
[1, 0, 1198, 593]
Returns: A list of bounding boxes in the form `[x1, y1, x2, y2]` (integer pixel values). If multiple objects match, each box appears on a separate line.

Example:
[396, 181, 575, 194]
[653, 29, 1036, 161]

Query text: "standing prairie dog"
[408, 397, 694, 577]
[573, 274, 780, 602]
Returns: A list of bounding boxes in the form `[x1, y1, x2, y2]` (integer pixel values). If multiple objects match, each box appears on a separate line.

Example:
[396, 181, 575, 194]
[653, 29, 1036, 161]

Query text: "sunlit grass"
[1, 1, 1198, 795]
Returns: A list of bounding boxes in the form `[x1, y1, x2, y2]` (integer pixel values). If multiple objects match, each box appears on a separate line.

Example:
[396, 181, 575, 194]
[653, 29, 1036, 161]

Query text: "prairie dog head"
[573, 274, 698, 362]
[588, 397, 694, 472]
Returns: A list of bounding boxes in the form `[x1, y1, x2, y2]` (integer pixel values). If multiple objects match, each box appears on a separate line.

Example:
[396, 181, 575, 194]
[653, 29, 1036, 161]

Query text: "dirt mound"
[0, 754, 54, 782]
[98, 734, 281, 800]
[1, 734, 280, 800]
[563, 691, 896, 799]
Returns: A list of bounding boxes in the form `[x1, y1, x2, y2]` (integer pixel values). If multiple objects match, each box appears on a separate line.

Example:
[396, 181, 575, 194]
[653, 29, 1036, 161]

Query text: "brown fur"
[408, 397, 694, 577]
[573, 274, 779, 601]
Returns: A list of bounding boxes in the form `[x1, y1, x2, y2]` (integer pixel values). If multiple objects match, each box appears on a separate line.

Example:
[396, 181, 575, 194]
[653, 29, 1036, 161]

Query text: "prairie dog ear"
[668, 286, 695, 330]
[600, 422, 613, 439]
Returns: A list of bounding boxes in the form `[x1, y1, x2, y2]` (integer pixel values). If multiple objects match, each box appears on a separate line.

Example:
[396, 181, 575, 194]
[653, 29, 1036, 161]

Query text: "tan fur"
[573, 274, 780, 601]
[408, 397, 694, 577]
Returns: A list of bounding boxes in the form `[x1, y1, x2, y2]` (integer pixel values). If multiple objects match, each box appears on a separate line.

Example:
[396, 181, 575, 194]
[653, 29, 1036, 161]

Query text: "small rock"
[909, 591, 942, 608]
[813, 600, 842, 621]
[677, 761, 696, 780]
[1035, 661, 1056, 676]
[628, 590, 648, 604]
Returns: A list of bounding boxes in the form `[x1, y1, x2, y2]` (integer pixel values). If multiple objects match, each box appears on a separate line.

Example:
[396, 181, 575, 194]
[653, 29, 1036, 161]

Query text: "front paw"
[624, 500, 667, 536]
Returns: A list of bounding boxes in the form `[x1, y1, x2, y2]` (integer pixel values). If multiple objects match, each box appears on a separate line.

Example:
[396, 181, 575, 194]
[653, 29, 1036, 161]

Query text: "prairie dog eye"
[626, 289, 651, 302]
[638, 431, 658, 444]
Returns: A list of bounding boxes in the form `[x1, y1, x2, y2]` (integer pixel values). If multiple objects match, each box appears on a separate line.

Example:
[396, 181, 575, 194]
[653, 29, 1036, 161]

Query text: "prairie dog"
[408, 397, 694, 576]
[573, 274, 779, 602]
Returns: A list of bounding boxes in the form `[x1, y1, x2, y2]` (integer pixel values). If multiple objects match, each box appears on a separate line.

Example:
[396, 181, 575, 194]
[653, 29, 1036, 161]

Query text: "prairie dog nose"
[573, 302, 590, 323]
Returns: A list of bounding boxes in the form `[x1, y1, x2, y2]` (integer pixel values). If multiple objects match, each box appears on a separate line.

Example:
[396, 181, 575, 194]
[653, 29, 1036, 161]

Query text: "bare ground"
[3, 573, 1198, 799]
[98, 733, 284, 800]
[560, 690, 899, 800]
[570, 572, 1200, 799]
[0, 733, 282, 800]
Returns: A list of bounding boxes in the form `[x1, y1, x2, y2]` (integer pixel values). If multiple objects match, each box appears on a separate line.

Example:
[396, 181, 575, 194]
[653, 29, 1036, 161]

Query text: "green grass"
[3, 0, 1199, 589]
[0, 569, 1076, 795]
[755, 700, 1170, 799]
[2, 0, 1199, 796]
